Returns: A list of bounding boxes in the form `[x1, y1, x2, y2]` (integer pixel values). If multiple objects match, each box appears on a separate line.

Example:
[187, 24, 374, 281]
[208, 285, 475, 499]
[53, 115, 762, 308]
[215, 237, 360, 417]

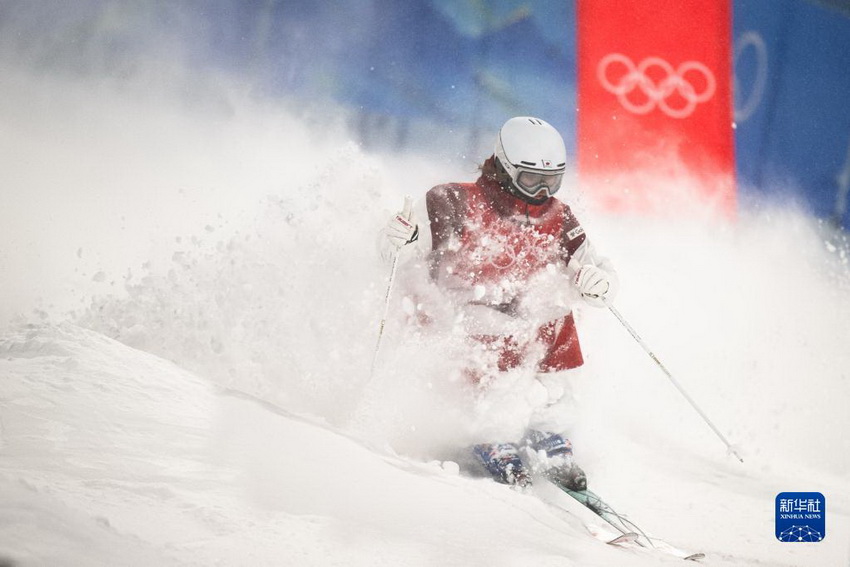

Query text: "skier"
[379, 116, 618, 491]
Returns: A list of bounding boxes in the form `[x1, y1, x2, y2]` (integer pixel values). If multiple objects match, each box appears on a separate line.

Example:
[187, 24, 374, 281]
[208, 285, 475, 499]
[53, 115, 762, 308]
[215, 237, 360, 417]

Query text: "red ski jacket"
[425, 173, 588, 310]
[421, 166, 616, 373]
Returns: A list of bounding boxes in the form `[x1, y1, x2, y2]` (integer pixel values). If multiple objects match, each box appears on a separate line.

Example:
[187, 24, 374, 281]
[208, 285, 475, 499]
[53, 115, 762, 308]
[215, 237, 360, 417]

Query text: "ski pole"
[369, 250, 401, 379]
[369, 195, 413, 379]
[603, 299, 744, 463]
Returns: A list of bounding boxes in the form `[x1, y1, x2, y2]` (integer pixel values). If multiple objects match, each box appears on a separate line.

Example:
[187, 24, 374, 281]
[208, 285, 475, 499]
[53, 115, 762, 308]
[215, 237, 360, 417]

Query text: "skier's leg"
[521, 428, 587, 491]
[524, 316, 588, 490]
[523, 370, 588, 491]
[461, 329, 536, 488]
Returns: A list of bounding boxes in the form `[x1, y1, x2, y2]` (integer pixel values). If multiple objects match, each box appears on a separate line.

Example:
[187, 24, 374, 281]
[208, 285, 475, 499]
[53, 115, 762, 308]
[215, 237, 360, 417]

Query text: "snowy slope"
[0, 319, 847, 567]
[2, 63, 850, 566]
[0, 324, 698, 567]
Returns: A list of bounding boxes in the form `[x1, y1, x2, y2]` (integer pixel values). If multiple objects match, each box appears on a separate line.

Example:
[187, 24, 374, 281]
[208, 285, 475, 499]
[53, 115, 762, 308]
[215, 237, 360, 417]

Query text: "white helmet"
[494, 116, 567, 203]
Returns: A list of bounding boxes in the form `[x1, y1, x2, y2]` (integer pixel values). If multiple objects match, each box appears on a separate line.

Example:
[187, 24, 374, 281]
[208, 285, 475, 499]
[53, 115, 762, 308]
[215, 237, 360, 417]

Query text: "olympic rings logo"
[733, 31, 768, 123]
[597, 53, 716, 119]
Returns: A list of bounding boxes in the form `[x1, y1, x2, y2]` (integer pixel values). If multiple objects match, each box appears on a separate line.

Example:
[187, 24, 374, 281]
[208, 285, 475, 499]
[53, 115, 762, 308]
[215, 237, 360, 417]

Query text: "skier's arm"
[425, 183, 464, 281]
[561, 210, 619, 307]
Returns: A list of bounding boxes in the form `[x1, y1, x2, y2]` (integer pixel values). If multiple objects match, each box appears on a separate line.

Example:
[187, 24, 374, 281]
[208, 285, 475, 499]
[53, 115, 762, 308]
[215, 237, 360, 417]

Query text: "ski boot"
[522, 430, 587, 492]
[472, 443, 532, 488]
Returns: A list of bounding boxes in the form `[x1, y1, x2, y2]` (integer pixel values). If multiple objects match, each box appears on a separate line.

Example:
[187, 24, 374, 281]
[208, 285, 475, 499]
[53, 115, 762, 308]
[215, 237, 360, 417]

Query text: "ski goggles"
[515, 169, 564, 199]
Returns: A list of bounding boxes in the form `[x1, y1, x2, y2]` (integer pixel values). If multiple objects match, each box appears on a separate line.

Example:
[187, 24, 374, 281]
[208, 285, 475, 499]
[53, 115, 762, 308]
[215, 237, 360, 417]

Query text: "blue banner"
[734, 1, 850, 229]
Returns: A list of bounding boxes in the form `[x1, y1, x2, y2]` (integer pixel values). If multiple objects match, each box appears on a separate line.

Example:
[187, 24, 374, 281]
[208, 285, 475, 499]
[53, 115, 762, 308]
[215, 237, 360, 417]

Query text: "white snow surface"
[2, 66, 850, 566]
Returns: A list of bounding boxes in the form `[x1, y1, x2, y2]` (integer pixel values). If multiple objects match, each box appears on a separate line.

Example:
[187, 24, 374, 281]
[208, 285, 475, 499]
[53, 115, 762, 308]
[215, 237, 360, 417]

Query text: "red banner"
[577, 0, 735, 215]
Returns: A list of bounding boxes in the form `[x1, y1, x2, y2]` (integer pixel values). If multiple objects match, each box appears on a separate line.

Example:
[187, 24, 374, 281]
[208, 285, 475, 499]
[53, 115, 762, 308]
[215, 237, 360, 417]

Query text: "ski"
[548, 478, 705, 562]
[605, 532, 639, 545]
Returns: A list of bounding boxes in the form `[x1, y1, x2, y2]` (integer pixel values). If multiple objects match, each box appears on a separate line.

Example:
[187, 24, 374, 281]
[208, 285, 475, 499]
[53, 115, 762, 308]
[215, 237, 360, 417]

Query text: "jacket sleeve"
[425, 183, 464, 281]
[561, 207, 620, 302]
